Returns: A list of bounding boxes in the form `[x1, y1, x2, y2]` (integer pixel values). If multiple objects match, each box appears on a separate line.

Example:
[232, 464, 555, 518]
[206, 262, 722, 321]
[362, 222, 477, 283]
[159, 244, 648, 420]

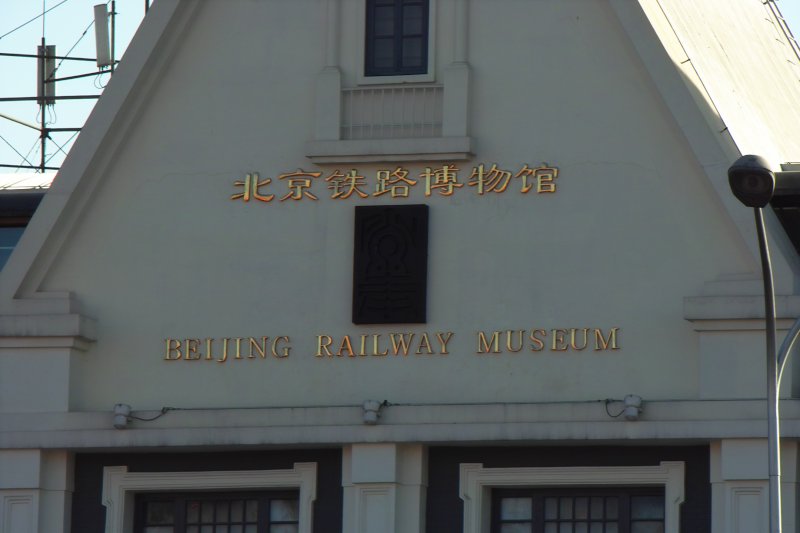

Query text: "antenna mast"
[0, 2, 118, 172]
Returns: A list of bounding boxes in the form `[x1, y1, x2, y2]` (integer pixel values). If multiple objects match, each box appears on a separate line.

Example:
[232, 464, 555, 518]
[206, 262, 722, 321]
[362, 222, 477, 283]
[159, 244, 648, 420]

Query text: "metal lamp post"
[728, 155, 800, 533]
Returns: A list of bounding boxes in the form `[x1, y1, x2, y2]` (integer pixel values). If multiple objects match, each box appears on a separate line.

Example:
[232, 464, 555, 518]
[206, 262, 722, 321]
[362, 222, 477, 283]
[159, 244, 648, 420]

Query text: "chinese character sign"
[231, 163, 559, 203]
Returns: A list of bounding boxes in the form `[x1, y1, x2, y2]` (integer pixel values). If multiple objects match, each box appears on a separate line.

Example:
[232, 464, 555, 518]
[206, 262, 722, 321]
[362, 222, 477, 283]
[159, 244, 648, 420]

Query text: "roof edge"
[0, 0, 201, 313]
[609, 0, 800, 294]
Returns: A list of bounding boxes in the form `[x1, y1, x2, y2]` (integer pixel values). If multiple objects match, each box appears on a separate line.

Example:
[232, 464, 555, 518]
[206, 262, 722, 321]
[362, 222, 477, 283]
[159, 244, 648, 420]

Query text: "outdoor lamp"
[727, 155, 800, 533]
[623, 395, 642, 421]
[728, 154, 800, 207]
[362, 400, 383, 425]
[113, 403, 131, 429]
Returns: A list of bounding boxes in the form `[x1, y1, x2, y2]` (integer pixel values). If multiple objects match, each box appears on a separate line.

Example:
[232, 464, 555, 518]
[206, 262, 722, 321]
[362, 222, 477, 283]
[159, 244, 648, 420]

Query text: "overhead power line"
[0, 132, 37, 169]
[0, 0, 71, 42]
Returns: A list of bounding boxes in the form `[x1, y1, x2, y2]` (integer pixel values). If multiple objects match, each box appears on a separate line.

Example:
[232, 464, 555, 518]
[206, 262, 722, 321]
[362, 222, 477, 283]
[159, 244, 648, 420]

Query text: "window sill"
[356, 72, 436, 86]
[304, 136, 473, 164]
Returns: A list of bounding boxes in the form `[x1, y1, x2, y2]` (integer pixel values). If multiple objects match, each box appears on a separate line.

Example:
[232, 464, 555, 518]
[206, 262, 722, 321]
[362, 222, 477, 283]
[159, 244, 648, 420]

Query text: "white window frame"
[356, 0, 437, 85]
[459, 461, 685, 533]
[101, 462, 317, 533]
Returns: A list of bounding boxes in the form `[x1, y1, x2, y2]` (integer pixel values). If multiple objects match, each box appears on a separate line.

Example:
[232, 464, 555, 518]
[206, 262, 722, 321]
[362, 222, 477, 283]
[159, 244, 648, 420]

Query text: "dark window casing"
[365, 0, 429, 77]
[0, 190, 45, 270]
[135, 491, 299, 533]
[70, 450, 342, 533]
[353, 204, 428, 324]
[425, 446, 711, 533]
[491, 487, 665, 533]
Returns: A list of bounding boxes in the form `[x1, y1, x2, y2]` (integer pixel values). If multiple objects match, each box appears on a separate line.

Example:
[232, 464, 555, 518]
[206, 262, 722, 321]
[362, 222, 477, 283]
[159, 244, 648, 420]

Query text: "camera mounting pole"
[728, 154, 800, 533]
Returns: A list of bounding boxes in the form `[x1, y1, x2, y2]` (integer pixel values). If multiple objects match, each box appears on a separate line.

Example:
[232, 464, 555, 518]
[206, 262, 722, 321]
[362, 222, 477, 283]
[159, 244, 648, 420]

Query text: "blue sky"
[0, 1, 799, 175]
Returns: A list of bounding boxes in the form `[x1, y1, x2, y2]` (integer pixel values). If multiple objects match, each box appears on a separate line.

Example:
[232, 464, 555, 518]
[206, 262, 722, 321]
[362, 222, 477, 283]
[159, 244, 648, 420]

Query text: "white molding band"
[459, 461, 685, 533]
[101, 462, 317, 533]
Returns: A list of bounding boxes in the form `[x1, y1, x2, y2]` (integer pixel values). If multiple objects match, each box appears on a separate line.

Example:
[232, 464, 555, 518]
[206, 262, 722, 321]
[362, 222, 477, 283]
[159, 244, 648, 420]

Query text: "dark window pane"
[353, 205, 429, 324]
[0, 227, 24, 247]
[187, 501, 201, 523]
[201, 502, 214, 522]
[492, 489, 664, 533]
[559, 498, 573, 519]
[216, 501, 229, 522]
[575, 497, 588, 520]
[0, 249, 12, 270]
[402, 37, 422, 67]
[632, 523, 664, 533]
[631, 497, 664, 520]
[270, 526, 299, 533]
[403, 5, 423, 34]
[590, 497, 603, 519]
[374, 6, 394, 36]
[501, 525, 531, 533]
[146, 502, 175, 525]
[366, 0, 428, 76]
[270, 499, 299, 522]
[373, 38, 394, 68]
[230, 501, 244, 522]
[245, 500, 258, 522]
[545, 498, 558, 520]
[606, 497, 619, 519]
[501, 498, 532, 520]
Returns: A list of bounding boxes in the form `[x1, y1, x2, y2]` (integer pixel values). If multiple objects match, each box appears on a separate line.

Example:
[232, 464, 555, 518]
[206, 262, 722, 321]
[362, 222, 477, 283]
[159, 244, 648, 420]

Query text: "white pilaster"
[0, 449, 73, 533]
[442, 0, 470, 139]
[711, 439, 797, 533]
[343, 443, 427, 533]
[314, 0, 341, 141]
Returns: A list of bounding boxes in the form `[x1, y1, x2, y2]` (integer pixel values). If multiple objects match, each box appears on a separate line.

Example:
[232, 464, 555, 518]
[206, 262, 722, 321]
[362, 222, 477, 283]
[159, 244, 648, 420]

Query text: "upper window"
[365, 0, 429, 76]
[135, 491, 299, 533]
[0, 190, 45, 270]
[492, 488, 665, 533]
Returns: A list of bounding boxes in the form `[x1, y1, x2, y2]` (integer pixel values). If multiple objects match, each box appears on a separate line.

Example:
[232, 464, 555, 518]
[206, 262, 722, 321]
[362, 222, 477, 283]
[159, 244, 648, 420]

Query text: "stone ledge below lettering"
[684, 295, 800, 331]
[304, 136, 473, 164]
[4, 400, 800, 448]
[0, 313, 96, 350]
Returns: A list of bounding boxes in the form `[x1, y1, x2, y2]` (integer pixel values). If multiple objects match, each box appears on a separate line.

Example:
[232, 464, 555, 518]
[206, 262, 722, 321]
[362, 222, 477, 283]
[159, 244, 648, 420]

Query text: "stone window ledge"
[305, 136, 473, 164]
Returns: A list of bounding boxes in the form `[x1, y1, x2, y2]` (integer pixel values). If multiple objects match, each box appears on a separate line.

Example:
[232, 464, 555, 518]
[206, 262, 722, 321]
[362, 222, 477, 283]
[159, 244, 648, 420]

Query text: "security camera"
[728, 155, 776, 208]
[728, 155, 800, 208]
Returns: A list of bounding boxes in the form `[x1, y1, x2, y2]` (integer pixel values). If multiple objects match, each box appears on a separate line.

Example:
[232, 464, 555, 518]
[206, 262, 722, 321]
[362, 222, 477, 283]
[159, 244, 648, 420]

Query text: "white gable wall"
[13, 0, 758, 412]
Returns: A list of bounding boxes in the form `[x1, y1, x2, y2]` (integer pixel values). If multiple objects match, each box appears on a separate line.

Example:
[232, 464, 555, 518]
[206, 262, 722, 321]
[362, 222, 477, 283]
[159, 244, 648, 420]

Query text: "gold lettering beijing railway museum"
[230, 163, 559, 202]
[163, 328, 619, 362]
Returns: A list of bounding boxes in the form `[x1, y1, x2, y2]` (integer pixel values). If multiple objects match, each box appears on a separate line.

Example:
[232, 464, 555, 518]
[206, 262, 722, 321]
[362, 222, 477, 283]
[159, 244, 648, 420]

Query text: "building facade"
[2, 1, 800, 532]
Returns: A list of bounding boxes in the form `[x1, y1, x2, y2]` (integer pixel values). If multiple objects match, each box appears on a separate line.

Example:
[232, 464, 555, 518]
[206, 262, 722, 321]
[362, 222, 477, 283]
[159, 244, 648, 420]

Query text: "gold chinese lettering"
[515, 164, 559, 194]
[325, 169, 369, 199]
[231, 172, 274, 202]
[421, 164, 462, 197]
[278, 169, 321, 201]
[375, 167, 416, 198]
[468, 163, 514, 195]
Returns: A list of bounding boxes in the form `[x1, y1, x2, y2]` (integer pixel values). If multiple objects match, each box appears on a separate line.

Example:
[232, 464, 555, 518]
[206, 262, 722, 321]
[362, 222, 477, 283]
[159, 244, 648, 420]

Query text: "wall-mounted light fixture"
[363, 400, 386, 425]
[623, 395, 642, 421]
[604, 395, 643, 421]
[113, 403, 131, 429]
[112, 404, 172, 429]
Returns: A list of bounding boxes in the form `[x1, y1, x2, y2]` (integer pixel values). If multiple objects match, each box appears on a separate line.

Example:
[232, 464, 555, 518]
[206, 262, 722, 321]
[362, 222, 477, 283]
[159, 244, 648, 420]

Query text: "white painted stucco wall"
[4, 0, 773, 412]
